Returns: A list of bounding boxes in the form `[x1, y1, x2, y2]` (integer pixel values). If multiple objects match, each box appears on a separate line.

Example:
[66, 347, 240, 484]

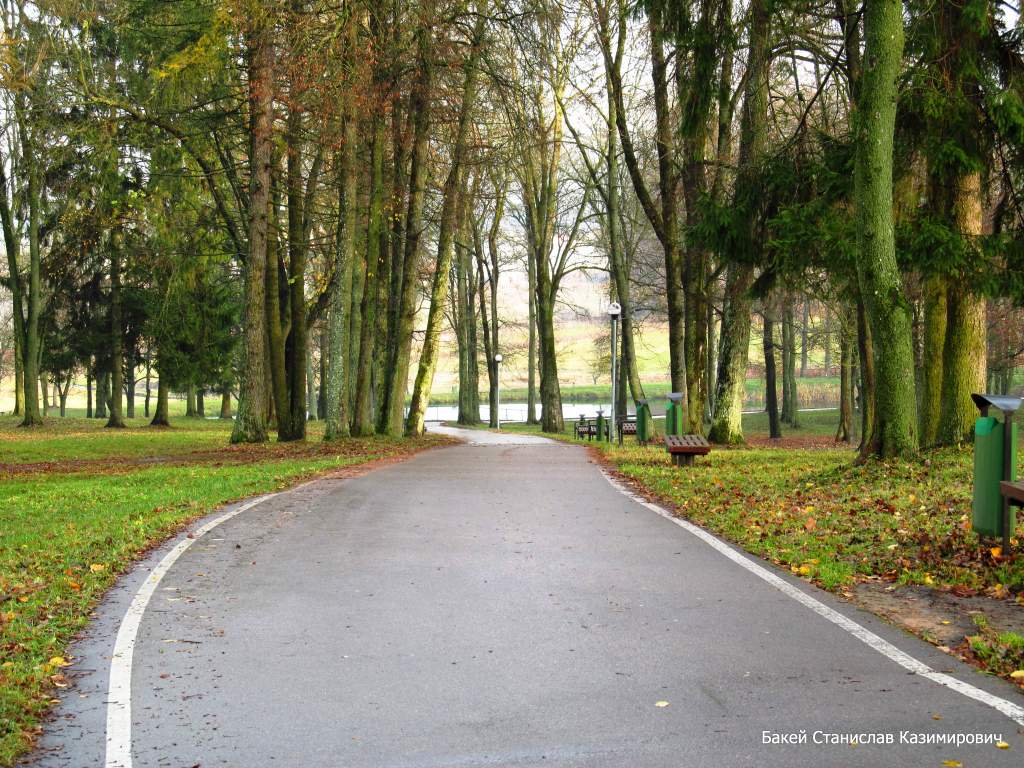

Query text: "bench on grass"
[664, 434, 711, 467]
[617, 417, 637, 445]
[574, 417, 607, 441]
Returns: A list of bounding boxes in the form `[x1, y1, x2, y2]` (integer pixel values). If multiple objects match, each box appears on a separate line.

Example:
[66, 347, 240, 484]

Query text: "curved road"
[31, 426, 1024, 767]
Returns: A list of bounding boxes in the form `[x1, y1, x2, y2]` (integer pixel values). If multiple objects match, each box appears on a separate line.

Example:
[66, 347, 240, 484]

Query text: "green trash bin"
[665, 393, 684, 436]
[636, 400, 652, 445]
[971, 393, 1022, 543]
[596, 409, 607, 442]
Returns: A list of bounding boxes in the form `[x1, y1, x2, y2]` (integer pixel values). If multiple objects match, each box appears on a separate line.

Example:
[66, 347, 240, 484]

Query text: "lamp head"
[494, 353, 503, 363]
[608, 302, 621, 318]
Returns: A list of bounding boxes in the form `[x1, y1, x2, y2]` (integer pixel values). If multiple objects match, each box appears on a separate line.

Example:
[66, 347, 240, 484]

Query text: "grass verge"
[0, 416, 451, 765]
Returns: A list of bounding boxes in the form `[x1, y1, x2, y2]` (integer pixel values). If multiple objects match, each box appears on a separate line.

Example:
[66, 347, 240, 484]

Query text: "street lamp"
[494, 354, 503, 430]
[608, 302, 621, 442]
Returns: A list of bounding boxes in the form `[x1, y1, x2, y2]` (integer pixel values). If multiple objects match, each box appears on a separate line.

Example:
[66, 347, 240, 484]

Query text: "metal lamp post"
[494, 354, 503, 430]
[608, 302, 621, 442]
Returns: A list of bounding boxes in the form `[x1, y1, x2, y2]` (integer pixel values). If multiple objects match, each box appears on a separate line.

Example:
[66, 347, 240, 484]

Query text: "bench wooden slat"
[664, 434, 711, 454]
[1000, 480, 1024, 505]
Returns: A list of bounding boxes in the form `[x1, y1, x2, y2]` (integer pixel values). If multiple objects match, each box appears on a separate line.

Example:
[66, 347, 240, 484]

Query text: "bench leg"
[683, 454, 694, 467]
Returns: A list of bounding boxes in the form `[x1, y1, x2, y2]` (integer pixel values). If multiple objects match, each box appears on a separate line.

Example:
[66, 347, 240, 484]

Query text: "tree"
[854, 0, 918, 458]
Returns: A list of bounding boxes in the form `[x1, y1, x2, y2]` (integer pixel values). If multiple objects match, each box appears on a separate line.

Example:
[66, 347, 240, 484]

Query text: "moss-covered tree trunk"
[709, 264, 754, 444]
[853, 0, 916, 457]
[938, 172, 986, 444]
[707, 0, 769, 444]
[856, 298, 877, 455]
[919, 276, 947, 447]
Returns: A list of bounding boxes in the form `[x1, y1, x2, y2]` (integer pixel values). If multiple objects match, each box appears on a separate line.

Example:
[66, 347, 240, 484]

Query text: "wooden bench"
[617, 418, 637, 445]
[664, 434, 711, 466]
[1000, 480, 1024, 507]
[574, 418, 607, 441]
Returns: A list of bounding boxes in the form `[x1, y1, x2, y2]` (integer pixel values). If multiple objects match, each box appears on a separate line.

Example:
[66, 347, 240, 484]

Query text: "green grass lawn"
[0, 416, 450, 765]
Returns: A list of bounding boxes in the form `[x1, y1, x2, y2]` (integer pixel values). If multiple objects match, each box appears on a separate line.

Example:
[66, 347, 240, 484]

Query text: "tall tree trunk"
[186, 382, 197, 417]
[856, 297, 877, 455]
[19, 131, 43, 426]
[526, 249, 538, 424]
[220, 389, 232, 419]
[95, 370, 109, 419]
[406, 12, 485, 436]
[106, 245, 125, 428]
[937, 172, 986, 445]
[306, 347, 317, 420]
[231, 19, 274, 445]
[325, 99, 358, 441]
[707, 0, 769, 444]
[781, 302, 798, 427]
[763, 309, 781, 439]
[380, 23, 433, 436]
[86, 367, 93, 419]
[151, 374, 170, 427]
[919, 276, 947, 447]
[283, 108, 309, 441]
[853, 0, 916, 457]
[353, 117, 386, 436]
[800, 301, 810, 377]
[125, 348, 136, 419]
[836, 319, 854, 442]
[144, 349, 151, 418]
[709, 265, 754, 443]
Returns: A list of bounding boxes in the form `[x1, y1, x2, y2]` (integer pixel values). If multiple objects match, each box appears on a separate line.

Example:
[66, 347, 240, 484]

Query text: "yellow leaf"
[798, 565, 812, 576]
[89, 564, 106, 573]
[1010, 670, 1024, 680]
[996, 741, 1009, 750]
[655, 701, 669, 708]
[932, 713, 942, 720]
[990, 546, 1002, 558]
[48, 656, 69, 668]
[923, 575, 935, 586]
[942, 761, 961, 767]
[940, 620, 951, 626]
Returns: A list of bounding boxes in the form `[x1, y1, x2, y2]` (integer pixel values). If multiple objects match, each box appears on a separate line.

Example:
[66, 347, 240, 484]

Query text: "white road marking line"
[600, 469, 1024, 728]
[104, 494, 277, 768]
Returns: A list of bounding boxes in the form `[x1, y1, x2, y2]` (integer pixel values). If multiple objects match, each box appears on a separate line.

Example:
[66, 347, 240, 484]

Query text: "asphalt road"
[31, 426, 1024, 767]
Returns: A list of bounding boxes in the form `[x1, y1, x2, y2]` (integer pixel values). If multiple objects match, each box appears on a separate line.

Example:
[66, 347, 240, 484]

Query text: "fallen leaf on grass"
[89, 564, 105, 573]
[1010, 670, 1024, 680]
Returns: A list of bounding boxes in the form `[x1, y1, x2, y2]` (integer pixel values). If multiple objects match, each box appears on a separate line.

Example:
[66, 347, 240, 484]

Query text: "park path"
[31, 426, 1024, 767]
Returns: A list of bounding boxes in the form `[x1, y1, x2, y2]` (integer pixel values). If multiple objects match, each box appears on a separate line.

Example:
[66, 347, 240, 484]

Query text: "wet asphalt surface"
[28, 426, 1024, 767]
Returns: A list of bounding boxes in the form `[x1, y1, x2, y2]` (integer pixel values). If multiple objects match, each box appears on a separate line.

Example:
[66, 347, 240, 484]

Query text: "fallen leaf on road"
[942, 760, 961, 767]
[996, 741, 1009, 749]
[655, 701, 669, 708]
